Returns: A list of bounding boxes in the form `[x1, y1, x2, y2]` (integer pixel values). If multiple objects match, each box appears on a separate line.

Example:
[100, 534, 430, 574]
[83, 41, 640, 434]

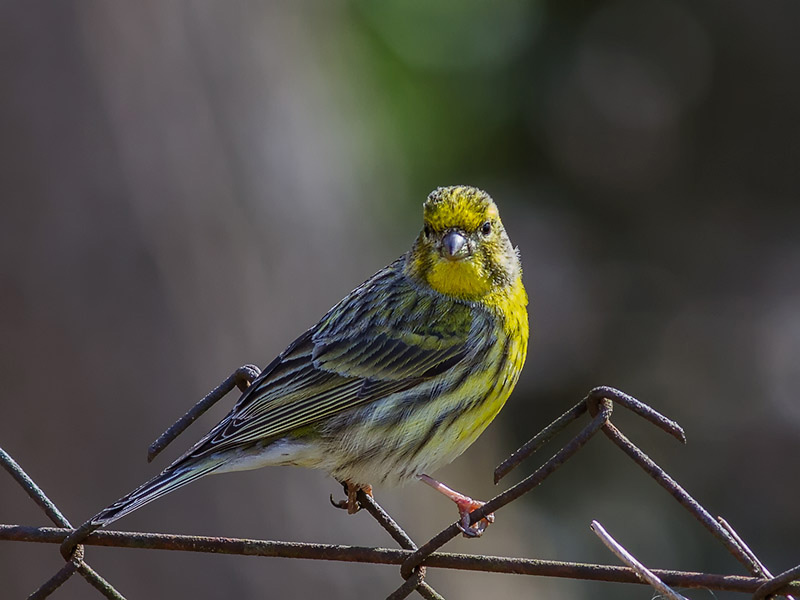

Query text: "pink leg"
[419, 474, 495, 537]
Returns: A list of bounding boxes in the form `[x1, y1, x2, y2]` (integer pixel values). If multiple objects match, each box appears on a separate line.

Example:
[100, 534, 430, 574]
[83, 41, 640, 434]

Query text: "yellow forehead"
[423, 186, 498, 232]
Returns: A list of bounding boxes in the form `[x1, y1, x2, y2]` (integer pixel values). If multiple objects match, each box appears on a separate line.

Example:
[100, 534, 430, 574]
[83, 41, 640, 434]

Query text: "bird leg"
[419, 474, 494, 538]
[330, 481, 373, 514]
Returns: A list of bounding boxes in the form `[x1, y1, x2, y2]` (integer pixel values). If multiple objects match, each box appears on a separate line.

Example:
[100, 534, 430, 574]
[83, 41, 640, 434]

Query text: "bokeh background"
[2, 1, 798, 598]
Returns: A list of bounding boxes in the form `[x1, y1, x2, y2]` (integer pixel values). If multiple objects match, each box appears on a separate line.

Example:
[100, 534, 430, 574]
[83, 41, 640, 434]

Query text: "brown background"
[1, 2, 798, 598]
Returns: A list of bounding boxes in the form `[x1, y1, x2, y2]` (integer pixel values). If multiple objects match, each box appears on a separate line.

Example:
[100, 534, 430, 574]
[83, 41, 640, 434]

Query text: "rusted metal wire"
[1, 383, 798, 599]
[493, 400, 588, 483]
[494, 386, 685, 483]
[721, 517, 773, 576]
[0, 447, 126, 599]
[387, 569, 428, 600]
[719, 517, 796, 600]
[1, 447, 74, 529]
[2, 524, 798, 595]
[591, 520, 688, 600]
[355, 491, 443, 599]
[599, 419, 762, 574]
[755, 565, 800, 600]
[399, 399, 615, 582]
[27, 559, 80, 600]
[397, 386, 795, 597]
[357, 490, 418, 550]
[147, 364, 261, 462]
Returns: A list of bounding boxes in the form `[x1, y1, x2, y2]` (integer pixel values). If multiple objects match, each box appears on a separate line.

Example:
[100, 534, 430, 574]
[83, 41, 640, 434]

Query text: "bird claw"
[329, 494, 350, 511]
[457, 519, 489, 538]
[330, 481, 372, 514]
[455, 498, 494, 538]
[418, 474, 495, 538]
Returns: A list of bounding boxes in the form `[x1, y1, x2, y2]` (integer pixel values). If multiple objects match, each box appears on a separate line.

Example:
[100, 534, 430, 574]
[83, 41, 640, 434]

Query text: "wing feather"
[182, 260, 489, 461]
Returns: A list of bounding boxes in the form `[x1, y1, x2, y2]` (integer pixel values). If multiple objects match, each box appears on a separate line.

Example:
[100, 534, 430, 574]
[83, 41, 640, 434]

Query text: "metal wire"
[755, 566, 800, 600]
[147, 364, 260, 462]
[0, 447, 126, 599]
[355, 491, 443, 599]
[2, 524, 798, 594]
[591, 520, 689, 600]
[719, 517, 796, 600]
[1, 380, 798, 599]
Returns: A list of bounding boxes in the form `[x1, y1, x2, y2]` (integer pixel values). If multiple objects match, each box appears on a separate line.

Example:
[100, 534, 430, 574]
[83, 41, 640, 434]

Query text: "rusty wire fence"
[1, 379, 798, 599]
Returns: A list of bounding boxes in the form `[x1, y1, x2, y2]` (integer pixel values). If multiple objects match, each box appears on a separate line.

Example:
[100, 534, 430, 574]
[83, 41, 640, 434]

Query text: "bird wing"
[182, 262, 489, 461]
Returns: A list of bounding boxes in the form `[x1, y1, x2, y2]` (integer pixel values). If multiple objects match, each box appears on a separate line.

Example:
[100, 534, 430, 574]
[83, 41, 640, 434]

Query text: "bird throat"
[424, 258, 493, 300]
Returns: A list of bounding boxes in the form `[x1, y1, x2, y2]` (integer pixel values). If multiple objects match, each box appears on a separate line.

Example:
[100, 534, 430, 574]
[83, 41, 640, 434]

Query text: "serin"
[88, 185, 528, 537]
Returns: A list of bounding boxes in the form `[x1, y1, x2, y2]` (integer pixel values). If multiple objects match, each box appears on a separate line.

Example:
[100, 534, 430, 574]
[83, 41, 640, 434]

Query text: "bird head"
[406, 186, 521, 300]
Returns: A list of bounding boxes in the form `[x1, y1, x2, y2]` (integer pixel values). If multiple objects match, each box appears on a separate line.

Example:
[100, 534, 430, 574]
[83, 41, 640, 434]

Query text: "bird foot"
[454, 496, 494, 538]
[330, 481, 372, 514]
[418, 474, 494, 538]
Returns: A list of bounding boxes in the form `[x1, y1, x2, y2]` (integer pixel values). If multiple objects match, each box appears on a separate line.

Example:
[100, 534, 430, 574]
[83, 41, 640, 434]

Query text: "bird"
[86, 185, 528, 537]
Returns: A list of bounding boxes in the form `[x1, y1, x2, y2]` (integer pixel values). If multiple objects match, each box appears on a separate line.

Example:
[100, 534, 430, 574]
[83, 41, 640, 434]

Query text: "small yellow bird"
[89, 185, 528, 537]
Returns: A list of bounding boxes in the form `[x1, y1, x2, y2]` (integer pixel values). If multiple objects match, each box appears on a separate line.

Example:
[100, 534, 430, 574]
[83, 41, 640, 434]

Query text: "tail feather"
[89, 458, 224, 528]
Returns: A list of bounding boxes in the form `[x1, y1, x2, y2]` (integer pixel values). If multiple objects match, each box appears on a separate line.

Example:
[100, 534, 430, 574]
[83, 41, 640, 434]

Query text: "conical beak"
[442, 230, 468, 260]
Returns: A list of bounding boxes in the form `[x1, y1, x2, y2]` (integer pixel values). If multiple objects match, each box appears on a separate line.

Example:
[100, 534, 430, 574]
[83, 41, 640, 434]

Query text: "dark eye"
[480, 221, 492, 236]
[423, 224, 433, 238]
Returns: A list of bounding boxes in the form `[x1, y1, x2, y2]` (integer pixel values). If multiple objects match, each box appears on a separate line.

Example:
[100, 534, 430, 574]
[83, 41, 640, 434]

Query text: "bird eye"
[423, 224, 433, 238]
[480, 221, 492, 236]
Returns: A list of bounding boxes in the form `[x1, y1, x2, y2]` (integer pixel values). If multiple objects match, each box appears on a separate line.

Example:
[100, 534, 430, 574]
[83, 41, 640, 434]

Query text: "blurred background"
[1, 1, 798, 598]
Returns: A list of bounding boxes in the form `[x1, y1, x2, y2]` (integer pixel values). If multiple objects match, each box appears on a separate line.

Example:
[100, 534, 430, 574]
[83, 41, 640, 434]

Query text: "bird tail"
[88, 457, 225, 529]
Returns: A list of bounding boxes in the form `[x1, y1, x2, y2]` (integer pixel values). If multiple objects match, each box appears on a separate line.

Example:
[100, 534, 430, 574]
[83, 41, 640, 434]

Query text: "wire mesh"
[1, 381, 798, 599]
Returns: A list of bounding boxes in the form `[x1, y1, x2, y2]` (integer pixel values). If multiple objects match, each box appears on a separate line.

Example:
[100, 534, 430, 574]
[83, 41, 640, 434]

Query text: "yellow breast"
[424, 258, 493, 299]
[465, 277, 528, 436]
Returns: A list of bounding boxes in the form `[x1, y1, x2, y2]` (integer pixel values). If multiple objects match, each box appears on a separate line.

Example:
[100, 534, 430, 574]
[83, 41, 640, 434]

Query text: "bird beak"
[442, 230, 468, 261]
